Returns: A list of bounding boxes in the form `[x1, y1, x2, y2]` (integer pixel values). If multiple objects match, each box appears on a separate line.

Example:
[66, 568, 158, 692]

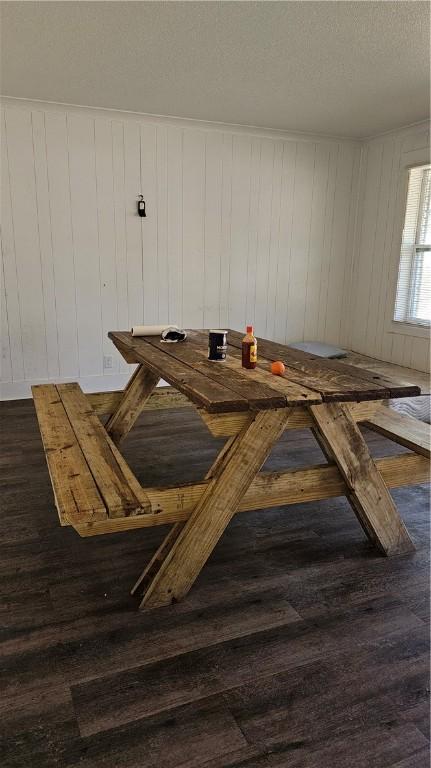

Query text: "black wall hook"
[137, 195, 146, 217]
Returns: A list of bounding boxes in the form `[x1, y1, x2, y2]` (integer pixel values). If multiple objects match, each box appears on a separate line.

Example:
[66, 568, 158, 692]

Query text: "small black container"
[208, 330, 228, 361]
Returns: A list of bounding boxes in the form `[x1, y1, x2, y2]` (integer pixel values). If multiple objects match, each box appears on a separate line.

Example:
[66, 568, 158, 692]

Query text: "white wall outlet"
[103, 355, 113, 370]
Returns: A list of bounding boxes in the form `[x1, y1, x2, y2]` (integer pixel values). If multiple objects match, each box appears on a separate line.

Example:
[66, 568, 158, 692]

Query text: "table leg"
[131, 522, 183, 597]
[105, 365, 160, 445]
[309, 402, 415, 556]
[137, 408, 293, 609]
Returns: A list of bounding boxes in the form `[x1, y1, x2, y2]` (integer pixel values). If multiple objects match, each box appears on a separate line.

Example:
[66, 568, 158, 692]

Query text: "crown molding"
[0, 95, 363, 146]
[364, 119, 429, 142]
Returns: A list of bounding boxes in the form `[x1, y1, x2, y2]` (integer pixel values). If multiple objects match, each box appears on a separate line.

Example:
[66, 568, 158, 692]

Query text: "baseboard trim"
[0, 372, 168, 400]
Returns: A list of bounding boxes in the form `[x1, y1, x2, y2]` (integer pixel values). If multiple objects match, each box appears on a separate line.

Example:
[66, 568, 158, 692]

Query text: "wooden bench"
[365, 406, 430, 459]
[32, 383, 151, 526]
[33, 382, 429, 538]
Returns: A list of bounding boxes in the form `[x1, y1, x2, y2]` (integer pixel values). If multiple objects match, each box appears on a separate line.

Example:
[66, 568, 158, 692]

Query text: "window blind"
[394, 164, 431, 327]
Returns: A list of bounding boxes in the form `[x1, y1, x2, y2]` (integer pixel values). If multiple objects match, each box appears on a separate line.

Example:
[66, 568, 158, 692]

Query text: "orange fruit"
[270, 360, 285, 376]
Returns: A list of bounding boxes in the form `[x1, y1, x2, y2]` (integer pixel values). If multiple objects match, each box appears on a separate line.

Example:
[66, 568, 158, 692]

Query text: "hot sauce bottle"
[242, 325, 257, 369]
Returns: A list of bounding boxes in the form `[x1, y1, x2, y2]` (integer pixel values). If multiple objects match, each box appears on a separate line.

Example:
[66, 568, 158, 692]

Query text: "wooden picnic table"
[32, 329, 429, 610]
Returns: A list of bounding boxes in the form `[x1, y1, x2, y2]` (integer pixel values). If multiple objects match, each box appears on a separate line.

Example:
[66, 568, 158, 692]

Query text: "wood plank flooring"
[0, 400, 429, 768]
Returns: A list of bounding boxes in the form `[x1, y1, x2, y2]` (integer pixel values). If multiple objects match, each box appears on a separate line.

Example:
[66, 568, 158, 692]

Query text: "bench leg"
[309, 403, 415, 556]
[137, 408, 293, 609]
[105, 365, 160, 445]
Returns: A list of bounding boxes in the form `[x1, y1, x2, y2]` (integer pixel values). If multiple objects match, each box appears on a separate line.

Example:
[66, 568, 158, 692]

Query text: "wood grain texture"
[74, 452, 430, 537]
[199, 401, 381, 437]
[188, 330, 322, 405]
[142, 334, 288, 410]
[56, 383, 151, 517]
[31, 384, 107, 525]
[131, 523, 184, 598]
[1, 398, 429, 767]
[227, 330, 421, 400]
[110, 332, 250, 413]
[310, 402, 415, 556]
[345, 350, 430, 394]
[87, 387, 193, 416]
[110, 329, 419, 416]
[140, 408, 294, 608]
[105, 364, 160, 444]
[86, 351, 428, 420]
[365, 408, 430, 459]
[132, 432, 244, 598]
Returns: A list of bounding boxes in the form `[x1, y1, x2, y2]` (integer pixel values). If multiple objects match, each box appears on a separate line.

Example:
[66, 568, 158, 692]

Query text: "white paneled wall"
[350, 124, 430, 372]
[1, 100, 362, 397]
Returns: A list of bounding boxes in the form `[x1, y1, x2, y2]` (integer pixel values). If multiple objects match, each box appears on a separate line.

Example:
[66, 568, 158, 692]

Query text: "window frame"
[387, 147, 431, 340]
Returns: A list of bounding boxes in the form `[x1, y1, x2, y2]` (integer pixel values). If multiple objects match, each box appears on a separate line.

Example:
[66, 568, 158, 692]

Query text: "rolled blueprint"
[131, 324, 179, 337]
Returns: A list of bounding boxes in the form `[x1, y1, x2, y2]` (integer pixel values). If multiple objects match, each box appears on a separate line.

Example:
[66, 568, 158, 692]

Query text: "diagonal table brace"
[106, 363, 160, 446]
[309, 402, 415, 556]
[135, 408, 293, 609]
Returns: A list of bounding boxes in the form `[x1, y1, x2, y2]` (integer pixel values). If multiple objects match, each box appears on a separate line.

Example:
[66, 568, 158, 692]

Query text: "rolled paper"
[131, 324, 178, 337]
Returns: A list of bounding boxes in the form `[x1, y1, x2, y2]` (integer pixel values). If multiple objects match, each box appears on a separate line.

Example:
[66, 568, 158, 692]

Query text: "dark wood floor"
[0, 399, 429, 768]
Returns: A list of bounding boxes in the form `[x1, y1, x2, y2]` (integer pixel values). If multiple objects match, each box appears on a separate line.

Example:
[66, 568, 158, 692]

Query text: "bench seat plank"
[32, 384, 107, 525]
[56, 383, 151, 518]
[365, 407, 430, 458]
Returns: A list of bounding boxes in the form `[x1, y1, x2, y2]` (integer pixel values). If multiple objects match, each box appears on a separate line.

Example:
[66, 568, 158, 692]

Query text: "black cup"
[208, 330, 228, 361]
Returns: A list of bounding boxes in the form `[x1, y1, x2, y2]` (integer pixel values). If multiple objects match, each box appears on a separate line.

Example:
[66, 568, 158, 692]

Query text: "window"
[394, 164, 431, 327]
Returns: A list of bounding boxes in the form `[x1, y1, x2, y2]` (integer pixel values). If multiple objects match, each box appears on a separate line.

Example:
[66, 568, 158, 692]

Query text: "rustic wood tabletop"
[108, 329, 420, 413]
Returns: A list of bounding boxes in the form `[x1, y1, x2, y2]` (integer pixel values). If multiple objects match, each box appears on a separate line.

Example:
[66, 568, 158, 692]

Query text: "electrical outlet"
[103, 355, 113, 370]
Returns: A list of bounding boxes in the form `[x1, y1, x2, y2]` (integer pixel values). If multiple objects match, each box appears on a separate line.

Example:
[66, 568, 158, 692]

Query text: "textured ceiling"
[1, 1, 429, 138]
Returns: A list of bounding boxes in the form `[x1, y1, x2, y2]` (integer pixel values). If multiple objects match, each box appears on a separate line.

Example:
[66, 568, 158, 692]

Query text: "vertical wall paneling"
[5, 99, 402, 395]
[316, 142, 338, 339]
[139, 125, 158, 325]
[68, 114, 103, 377]
[286, 141, 315, 341]
[166, 127, 183, 327]
[349, 124, 429, 371]
[203, 131, 223, 329]
[339, 145, 361, 349]
[254, 138, 276, 336]
[376, 134, 403, 363]
[265, 141, 283, 340]
[111, 120, 129, 373]
[390, 334, 406, 368]
[1, 109, 24, 381]
[32, 111, 60, 378]
[244, 137, 261, 330]
[362, 139, 394, 356]
[229, 135, 252, 331]
[324, 142, 355, 345]
[1, 243, 12, 383]
[45, 110, 80, 377]
[351, 141, 384, 355]
[303, 143, 330, 341]
[181, 130, 206, 328]
[273, 141, 297, 343]
[4, 108, 48, 379]
[155, 125, 169, 323]
[94, 118, 120, 373]
[124, 121, 144, 328]
[219, 133, 233, 328]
